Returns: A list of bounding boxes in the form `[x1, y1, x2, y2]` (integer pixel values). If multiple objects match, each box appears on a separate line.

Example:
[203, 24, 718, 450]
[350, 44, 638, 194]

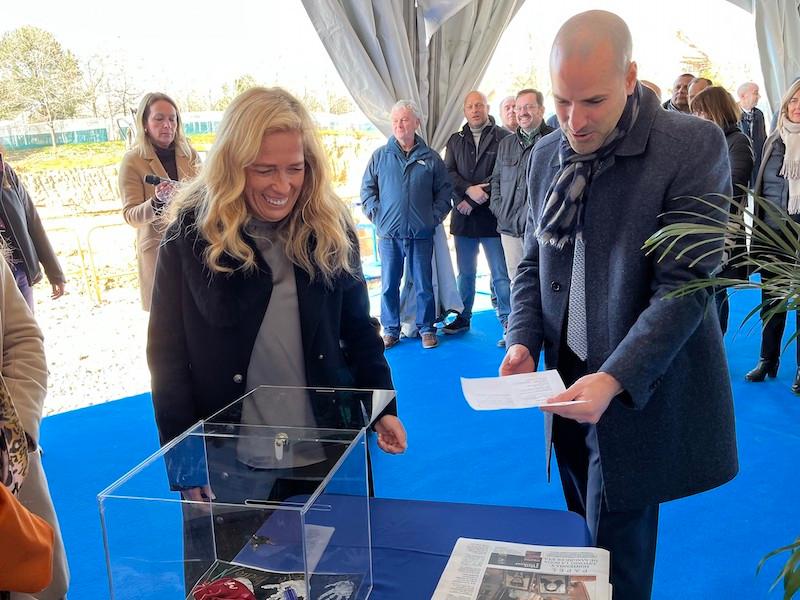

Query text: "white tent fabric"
[723, 0, 800, 110]
[303, 0, 522, 336]
[752, 0, 800, 110]
[302, 0, 522, 151]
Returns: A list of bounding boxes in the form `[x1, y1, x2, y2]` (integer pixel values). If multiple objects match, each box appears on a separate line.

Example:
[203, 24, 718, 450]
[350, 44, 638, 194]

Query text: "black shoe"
[792, 368, 800, 395]
[745, 359, 779, 382]
[443, 315, 470, 334]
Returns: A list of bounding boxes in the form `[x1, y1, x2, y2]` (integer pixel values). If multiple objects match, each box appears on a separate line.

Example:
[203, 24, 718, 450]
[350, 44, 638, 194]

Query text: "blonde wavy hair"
[168, 87, 356, 284]
[777, 79, 800, 130]
[133, 92, 192, 159]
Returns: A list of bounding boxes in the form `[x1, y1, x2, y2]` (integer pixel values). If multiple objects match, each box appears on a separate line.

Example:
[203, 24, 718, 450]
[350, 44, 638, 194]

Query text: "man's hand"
[499, 344, 535, 375]
[51, 282, 65, 299]
[456, 200, 473, 215]
[540, 372, 622, 424]
[375, 414, 408, 454]
[465, 183, 490, 204]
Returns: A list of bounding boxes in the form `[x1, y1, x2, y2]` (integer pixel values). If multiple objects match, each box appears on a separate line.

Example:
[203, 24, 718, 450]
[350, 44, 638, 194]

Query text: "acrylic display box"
[98, 385, 395, 600]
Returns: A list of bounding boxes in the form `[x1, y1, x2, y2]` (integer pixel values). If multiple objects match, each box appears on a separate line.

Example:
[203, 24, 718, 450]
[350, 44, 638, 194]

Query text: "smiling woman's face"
[243, 130, 305, 222]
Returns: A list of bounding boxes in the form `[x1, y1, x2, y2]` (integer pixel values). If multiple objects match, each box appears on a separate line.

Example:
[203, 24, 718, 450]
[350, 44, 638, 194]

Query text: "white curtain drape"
[303, 0, 522, 335]
[724, 0, 800, 111]
[301, 0, 523, 151]
[753, 0, 800, 110]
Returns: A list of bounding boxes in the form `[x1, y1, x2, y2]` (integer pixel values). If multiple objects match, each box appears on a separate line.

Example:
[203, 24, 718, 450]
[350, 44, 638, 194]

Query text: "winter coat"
[0, 164, 64, 287]
[360, 135, 452, 239]
[490, 124, 556, 237]
[445, 118, 510, 238]
[507, 86, 738, 511]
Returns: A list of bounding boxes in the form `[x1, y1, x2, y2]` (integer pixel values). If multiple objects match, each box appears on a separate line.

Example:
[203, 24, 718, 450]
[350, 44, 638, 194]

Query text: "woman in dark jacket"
[743, 79, 800, 392]
[0, 154, 65, 310]
[690, 86, 754, 333]
[148, 86, 406, 479]
[149, 87, 407, 588]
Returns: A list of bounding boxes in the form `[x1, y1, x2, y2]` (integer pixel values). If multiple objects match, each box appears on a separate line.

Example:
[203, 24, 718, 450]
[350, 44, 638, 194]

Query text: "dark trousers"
[554, 346, 659, 600]
[758, 285, 800, 363]
[11, 263, 33, 312]
[715, 288, 729, 335]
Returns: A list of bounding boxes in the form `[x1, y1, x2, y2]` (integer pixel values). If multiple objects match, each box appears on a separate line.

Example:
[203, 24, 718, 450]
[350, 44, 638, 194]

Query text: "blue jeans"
[454, 235, 510, 324]
[379, 237, 435, 336]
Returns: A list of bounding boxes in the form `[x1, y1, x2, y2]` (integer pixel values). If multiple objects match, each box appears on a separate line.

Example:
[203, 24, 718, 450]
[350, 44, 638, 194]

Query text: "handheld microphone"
[144, 174, 177, 185]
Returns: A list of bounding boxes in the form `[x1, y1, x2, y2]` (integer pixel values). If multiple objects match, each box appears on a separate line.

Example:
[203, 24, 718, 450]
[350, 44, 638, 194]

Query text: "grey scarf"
[536, 83, 642, 248]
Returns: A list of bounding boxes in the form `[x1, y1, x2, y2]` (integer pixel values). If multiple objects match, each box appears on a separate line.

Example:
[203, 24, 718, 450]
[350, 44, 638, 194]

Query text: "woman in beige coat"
[0, 257, 67, 600]
[118, 93, 200, 310]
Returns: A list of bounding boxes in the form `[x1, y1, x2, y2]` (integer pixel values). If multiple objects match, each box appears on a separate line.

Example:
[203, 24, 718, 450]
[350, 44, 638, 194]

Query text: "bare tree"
[0, 26, 84, 146]
[82, 55, 107, 118]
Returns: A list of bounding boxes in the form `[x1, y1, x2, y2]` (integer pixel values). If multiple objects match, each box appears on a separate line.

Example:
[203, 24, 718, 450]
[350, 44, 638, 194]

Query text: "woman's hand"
[180, 485, 215, 502]
[374, 415, 407, 454]
[154, 181, 177, 204]
[50, 282, 65, 300]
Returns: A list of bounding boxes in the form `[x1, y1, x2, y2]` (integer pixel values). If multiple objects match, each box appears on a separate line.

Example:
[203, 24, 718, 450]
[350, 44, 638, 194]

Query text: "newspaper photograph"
[431, 538, 611, 600]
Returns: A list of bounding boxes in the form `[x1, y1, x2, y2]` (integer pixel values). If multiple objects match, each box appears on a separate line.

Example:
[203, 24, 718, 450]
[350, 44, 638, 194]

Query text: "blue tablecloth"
[235, 496, 589, 599]
[369, 498, 590, 599]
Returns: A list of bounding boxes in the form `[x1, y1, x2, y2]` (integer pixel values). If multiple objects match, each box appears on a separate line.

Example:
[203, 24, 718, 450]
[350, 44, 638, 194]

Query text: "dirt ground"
[34, 283, 151, 416]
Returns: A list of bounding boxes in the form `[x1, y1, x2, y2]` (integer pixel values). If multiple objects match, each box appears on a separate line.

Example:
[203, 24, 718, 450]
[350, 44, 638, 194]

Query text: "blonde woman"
[148, 85, 406, 479]
[746, 79, 800, 392]
[118, 93, 200, 310]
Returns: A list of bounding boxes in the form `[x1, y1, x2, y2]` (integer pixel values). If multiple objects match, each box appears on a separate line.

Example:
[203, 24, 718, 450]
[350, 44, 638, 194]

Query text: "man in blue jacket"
[500, 11, 738, 599]
[361, 100, 452, 350]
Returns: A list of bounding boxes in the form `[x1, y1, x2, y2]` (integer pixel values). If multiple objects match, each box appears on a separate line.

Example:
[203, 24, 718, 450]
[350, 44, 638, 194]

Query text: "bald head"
[548, 11, 637, 155]
[463, 90, 489, 128]
[550, 10, 633, 76]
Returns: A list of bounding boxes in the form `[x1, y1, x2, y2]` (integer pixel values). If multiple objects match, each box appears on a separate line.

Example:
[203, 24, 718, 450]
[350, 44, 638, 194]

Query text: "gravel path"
[33, 285, 151, 416]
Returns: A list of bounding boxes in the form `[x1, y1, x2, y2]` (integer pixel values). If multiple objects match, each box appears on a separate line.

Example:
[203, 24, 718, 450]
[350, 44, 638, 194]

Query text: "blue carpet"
[40, 288, 798, 598]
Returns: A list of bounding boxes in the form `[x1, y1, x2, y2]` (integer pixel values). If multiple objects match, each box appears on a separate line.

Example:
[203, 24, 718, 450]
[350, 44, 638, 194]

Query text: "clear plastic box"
[98, 385, 395, 600]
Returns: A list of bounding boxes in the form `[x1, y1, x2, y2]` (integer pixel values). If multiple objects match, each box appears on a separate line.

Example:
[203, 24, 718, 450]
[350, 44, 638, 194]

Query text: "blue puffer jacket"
[360, 135, 452, 239]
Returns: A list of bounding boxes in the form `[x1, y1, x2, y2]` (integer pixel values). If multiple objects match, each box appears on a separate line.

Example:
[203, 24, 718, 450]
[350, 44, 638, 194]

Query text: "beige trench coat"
[0, 260, 69, 600]
[118, 144, 200, 310]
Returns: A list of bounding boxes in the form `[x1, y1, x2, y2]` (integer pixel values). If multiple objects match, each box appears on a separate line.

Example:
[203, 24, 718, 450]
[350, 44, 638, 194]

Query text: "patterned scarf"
[0, 374, 28, 495]
[779, 119, 800, 214]
[536, 83, 642, 248]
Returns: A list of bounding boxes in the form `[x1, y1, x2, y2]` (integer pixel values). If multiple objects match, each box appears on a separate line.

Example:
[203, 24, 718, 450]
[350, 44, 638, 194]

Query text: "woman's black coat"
[147, 213, 395, 447]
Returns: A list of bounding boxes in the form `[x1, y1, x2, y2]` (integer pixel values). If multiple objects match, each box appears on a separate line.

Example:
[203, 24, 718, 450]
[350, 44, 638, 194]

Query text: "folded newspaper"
[432, 538, 611, 600]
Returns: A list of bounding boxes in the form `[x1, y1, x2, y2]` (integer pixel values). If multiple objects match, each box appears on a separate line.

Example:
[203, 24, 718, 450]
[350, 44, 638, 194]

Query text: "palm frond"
[647, 192, 800, 598]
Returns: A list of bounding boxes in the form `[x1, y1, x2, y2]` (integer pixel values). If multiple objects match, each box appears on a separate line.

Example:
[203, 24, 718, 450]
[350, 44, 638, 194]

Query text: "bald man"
[500, 11, 737, 599]
[444, 91, 512, 345]
[663, 73, 694, 112]
[737, 81, 766, 185]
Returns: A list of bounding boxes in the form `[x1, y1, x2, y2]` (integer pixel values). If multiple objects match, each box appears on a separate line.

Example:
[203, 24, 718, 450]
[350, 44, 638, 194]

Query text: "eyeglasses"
[514, 104, 540, 113]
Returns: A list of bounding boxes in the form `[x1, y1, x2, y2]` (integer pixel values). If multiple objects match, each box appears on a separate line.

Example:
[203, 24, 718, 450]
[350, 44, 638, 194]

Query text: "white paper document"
[431, 537, 612, 600]
[461, 370, 585, 411]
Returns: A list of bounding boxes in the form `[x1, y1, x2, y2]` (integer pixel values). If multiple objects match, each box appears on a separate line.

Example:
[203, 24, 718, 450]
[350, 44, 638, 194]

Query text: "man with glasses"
[490, 89, 555, 281]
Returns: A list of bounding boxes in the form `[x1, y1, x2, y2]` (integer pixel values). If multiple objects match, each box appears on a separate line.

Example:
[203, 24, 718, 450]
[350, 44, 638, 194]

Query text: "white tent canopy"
[302, 0, 523, 150]
[304, 0, 800, 138]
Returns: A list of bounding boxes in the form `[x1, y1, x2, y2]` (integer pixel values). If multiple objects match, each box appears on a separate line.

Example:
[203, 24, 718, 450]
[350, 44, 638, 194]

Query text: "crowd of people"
[1, 7, 799, 600]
